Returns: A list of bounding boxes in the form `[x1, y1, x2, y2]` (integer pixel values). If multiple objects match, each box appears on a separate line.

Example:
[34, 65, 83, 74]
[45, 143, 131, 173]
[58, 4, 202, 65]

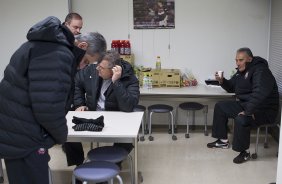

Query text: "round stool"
[72, 161, 123, 184]
[134, 105, 146, 141]
[147, 104, 177, 141]
[87, 146, 133, 184]
[176, 102, 208, 138]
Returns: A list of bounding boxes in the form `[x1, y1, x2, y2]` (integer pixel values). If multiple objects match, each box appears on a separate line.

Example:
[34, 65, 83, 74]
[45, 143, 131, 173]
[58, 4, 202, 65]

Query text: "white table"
[66, 111, 144, 184]
[140, 84, 234, 99]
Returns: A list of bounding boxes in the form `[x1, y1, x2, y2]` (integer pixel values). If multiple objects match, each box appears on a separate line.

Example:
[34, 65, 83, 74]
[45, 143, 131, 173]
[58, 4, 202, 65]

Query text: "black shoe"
[207, 139, 229, 149]
[233, 151, 250, 164]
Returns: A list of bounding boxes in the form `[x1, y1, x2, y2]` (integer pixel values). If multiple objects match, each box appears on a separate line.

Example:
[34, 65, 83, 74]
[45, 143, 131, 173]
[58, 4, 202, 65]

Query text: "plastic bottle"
[124, 40, 131, 55]
[119, 40, 125, 55]
[142, 75, 148, 89]
[111, 40, 119, 53]
[147, 74, 153, 89]
[156, 56, 161, 70]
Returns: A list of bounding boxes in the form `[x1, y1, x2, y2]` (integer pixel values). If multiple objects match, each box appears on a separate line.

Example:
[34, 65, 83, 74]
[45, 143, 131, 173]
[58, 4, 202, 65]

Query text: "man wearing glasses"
[207, 47, 279, 164]
[73, 50, 139, 159]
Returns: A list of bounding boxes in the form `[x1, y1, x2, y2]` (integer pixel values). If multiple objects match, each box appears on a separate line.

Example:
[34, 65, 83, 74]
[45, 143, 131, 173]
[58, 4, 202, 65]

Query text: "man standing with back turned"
[0, 16, 77, 184]
[207, 47, 279, 164]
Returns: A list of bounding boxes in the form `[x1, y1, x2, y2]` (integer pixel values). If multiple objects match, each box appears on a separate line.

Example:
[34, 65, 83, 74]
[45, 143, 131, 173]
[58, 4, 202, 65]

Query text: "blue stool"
[134, 105, 146, 141]
[87, 146, 133, 184]
[147, 104, 177, 141]
[0, 160, 3, 183]
[72, 161, 123, 184]
[176, 102, 208, 138]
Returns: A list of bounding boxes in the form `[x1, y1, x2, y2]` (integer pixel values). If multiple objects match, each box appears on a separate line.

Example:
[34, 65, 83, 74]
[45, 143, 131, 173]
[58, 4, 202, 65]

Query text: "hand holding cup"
[215, 71, 224, 84]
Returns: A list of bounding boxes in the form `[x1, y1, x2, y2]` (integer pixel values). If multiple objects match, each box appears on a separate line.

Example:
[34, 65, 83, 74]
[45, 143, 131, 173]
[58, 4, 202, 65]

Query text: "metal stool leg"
[203, 105, 208, 136]
[0, 160, 4, 184]
[116, 175, 124, 184]
[148, 111, 154, 141]
[252, 127, 260, 159]
[191, 110, 196, 130]
[48, 167, 53, 184]
[170, 111, 177, 140]
[174, 107, 178, 133]
[168, 113, 172, 134]
[185, 111, 190, 138]
[264, 127, 269, 148]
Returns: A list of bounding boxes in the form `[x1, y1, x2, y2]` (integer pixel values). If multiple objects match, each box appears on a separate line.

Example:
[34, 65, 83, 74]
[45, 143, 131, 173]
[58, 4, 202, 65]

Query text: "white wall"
[0, 0, 69, 77]
[72, 0, 270, 83]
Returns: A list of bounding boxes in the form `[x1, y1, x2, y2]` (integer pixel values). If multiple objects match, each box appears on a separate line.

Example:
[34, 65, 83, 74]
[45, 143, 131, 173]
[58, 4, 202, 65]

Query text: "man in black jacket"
[63, 32, 107, 169]
[0, 16, 76, 184]
[207, 47, 279, 164]
[71, 49, 140, 167]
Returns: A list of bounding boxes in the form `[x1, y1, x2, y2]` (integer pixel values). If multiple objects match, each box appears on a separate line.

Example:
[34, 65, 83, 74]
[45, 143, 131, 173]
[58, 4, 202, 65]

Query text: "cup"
[217, 71, 224, 78]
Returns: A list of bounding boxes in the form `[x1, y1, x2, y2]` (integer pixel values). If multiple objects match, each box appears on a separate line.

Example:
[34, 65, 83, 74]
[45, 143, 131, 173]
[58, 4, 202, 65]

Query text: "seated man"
[207, 47, 279, 164]
[73, 49, 140, 164]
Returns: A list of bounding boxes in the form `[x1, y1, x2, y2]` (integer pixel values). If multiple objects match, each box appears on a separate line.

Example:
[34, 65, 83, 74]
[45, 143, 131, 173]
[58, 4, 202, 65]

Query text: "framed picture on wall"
[133, 0, 175, 29]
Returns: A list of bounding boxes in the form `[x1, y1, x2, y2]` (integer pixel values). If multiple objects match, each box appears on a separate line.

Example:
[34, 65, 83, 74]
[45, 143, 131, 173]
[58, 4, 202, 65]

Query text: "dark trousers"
[63, 142, 134, 166]
[212, 101, 259, 152]
[4, 148, 50, 184]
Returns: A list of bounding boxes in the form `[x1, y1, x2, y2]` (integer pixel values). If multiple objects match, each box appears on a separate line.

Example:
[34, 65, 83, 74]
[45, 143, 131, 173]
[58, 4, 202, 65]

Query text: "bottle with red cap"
[119, 40, 125, 55]
[111, 40, 119, 53]
[124, 40, 131, 55]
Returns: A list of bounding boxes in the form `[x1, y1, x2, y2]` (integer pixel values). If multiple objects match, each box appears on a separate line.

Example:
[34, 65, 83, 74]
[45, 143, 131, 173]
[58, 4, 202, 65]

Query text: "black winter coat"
[221, 56, 279, 122]
[0, 17, 76, 159]
[74, 60, 140, 112]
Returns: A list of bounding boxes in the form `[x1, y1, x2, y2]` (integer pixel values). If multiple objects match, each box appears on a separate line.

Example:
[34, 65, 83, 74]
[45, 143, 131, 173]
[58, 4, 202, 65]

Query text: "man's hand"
[238, 111, 255, 120]
[112, 65, 122, 83]
[75, 106, 88, 111]
[215, 72, 224, 84]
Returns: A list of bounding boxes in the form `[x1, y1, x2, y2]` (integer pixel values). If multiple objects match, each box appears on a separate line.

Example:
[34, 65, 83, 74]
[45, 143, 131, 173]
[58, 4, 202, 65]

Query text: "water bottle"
[156, 56, 161, 70]
[142, 75, 148, 89]
[147, 75, 153, 89]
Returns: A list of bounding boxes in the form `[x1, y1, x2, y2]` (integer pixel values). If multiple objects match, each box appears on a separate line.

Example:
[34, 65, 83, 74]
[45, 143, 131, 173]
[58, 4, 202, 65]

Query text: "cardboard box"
[120, 54, 134, 65]
[161, 69, 181, 87]
[139, 70, 161, 87]
[139, 69, 181, 87]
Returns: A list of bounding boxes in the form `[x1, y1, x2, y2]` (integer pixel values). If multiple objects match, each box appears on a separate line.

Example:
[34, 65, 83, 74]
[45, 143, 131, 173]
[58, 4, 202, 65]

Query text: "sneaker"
[233, 151, 250, 164]
[207, 139, 229, 149]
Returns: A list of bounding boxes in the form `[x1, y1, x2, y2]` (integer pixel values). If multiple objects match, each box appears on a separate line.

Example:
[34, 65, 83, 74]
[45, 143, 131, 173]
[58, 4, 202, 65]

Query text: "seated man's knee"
[234, 115, 253, 127]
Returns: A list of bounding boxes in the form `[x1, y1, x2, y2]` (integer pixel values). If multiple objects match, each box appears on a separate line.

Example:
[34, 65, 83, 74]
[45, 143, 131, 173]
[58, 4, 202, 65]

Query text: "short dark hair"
[237, 47, 253, 58]
[64, 12, 82, 24]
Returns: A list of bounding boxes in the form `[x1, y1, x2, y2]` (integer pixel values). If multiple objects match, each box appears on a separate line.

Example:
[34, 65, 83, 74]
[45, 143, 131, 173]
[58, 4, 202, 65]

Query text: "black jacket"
[74, 60, 140, 112]
[0, 16, 76, 159]
[221, 56, 279, 122]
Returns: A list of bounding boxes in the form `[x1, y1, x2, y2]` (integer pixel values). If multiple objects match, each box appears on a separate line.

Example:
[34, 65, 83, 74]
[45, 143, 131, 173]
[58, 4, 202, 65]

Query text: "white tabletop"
[140, 84, 234, 98]
[66, 111, 144, 143]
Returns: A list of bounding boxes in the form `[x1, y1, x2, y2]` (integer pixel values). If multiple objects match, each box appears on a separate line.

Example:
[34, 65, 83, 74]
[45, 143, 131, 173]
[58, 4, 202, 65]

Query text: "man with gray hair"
[207, 47, 279, 164]
[75, 32, 107, 69]
[63, 32, 107, 169]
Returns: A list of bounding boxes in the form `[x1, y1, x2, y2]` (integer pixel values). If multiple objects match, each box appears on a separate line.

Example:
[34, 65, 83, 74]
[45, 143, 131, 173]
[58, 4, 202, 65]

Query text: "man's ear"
[77, 42, 88, 50]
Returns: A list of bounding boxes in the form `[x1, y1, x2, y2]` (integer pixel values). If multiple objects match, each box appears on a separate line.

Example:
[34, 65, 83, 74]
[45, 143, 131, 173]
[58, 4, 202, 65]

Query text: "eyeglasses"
[235, 59, 244, 62]
[96, 64, 112, 70]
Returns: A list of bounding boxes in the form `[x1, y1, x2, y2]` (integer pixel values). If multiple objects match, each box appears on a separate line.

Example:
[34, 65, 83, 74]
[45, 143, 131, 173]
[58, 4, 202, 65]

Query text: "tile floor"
[0, 131, 278, 184]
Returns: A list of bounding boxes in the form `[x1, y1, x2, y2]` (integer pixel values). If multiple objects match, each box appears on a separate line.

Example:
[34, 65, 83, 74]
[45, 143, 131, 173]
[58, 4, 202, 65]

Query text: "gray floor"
[0, 131, 278, 184]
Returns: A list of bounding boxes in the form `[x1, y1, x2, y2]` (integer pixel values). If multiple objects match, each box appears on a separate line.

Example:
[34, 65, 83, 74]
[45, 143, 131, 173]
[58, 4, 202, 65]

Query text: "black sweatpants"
[212, 101, 259, 152]
[4, 148, 50, 184]
[63, 142, 134, 166]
